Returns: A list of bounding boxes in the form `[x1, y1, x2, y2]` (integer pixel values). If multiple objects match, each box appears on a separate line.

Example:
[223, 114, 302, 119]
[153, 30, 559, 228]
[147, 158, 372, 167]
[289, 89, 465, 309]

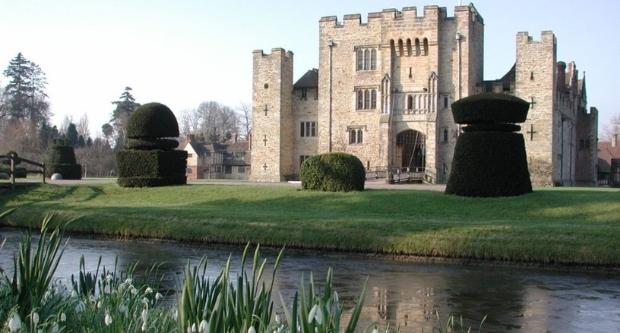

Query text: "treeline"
[0, 52, 253, 178]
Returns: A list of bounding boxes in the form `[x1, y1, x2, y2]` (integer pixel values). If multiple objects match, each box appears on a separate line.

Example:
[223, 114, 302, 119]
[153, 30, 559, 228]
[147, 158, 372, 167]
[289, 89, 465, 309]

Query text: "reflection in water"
[1, 228, 619, 332]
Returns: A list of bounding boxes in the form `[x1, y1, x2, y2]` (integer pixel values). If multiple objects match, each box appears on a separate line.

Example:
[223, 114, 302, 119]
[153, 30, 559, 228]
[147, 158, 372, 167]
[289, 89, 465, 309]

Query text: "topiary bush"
[46, 140, 82, 179]
[300, 153, 365, 192]
[117, 102, 187, 187]
[446, 93, 532, 197]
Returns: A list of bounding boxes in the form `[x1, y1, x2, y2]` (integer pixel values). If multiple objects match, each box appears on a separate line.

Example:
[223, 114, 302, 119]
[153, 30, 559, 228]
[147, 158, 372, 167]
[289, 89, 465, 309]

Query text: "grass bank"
[1, 183, 619, 266]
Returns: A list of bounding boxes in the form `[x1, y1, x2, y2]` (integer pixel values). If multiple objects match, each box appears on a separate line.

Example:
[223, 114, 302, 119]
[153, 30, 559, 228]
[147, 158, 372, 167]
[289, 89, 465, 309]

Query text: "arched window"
[370, 49, 377, 70]
[398, 39, 404, 57]
[443, 128, 448, 142]
[356, 49, 363, 71]
[363, 49, 370, 70]
[423, 38, 429, 56]
[357, 90, 364, 110]
[371, 90, 377, 109]
[407, 95, 413, 110]
[406, 39, 412, 56]
[390, 39, 395, 55]
[363, 90, 370, 109]
[414, 38, 421, 56]
[358, 129, 363, 143]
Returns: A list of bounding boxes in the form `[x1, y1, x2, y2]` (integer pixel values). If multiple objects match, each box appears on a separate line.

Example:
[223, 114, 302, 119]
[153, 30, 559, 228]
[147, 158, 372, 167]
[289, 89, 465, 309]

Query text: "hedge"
[300, 153, 365, 192]
[48, 164, 82, 180]
[126, 103, 180, 139]
[117, 150, 187, 187]
[47, 145, 77, 165]
[451, 92, 529, 124]
[446, 131, 532, 197]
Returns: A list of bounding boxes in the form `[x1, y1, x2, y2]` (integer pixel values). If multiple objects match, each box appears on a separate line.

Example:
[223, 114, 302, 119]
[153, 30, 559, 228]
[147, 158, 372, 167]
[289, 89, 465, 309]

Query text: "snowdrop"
[60, 312, 66, 322]
[248, 326, 256, 333]
[145, 287, 153, 294]
[32, 312, 40, 325]
[198, 319, 208, 333]
[104, 312, 113, 326]
[308, 304, 323, 325]
[7, 313, 22, 333]
[155, 292, 163, 301]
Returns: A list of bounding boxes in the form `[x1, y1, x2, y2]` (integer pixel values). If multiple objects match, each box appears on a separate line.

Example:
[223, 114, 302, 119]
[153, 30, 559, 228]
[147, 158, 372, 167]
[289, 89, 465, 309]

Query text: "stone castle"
[250, 4, 598, 186]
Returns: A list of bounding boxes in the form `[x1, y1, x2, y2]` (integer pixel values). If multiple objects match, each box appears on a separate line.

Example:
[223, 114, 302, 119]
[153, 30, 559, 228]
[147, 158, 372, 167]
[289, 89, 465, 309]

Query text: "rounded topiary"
[118, 102, 187, 187]
[126, 102, 180, 139]
[451, 92, 529, 125]
[46, 140, 82, 180]
[446, 93, 532, 197]
[300, 153, 365, 192]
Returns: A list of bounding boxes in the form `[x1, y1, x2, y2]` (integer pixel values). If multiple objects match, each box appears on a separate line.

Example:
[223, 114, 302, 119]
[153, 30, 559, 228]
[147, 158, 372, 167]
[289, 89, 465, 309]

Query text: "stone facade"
[251, 4, 598, 186]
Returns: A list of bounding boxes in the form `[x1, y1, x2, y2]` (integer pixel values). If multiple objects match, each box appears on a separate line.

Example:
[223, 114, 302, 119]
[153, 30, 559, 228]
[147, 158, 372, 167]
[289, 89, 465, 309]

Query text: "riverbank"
[1, 183, 619, 266]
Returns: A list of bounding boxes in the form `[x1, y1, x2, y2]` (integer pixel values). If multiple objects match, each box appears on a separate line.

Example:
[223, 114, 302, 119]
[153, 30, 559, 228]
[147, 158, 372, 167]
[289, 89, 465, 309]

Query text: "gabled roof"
[293, 69, 319, 89]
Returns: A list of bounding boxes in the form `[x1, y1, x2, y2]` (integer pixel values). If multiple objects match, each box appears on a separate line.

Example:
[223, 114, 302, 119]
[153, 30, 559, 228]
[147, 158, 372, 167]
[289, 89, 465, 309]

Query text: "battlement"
[319, 4, 484, 28]
[517, 31, 556, 44]
[253, 48, 294, 59]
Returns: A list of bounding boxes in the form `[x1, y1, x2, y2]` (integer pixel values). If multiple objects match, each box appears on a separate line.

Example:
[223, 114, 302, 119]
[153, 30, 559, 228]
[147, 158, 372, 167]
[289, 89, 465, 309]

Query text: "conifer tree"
[1, 52, 49, 125]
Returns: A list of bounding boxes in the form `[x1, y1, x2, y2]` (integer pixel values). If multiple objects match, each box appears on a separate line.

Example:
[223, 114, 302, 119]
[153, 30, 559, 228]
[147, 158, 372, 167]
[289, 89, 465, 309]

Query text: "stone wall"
[250, 49, 294, 182]
[292, 87, 319, 173]
[515, 31, 556, 186]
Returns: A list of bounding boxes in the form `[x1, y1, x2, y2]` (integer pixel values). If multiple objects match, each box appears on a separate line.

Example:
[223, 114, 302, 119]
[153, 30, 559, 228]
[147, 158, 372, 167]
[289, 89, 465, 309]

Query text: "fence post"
[10, 157, 15, 190]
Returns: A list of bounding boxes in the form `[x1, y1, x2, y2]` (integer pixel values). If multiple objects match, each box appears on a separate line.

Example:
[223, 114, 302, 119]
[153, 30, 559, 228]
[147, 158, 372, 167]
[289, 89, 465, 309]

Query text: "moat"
[1, 228, 619, 332]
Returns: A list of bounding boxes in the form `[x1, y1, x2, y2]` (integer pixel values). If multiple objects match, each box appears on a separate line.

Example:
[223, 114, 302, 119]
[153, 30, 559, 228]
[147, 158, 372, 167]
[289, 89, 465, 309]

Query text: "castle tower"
[250, 48, 294, 182]
[515, 31, 557, 185]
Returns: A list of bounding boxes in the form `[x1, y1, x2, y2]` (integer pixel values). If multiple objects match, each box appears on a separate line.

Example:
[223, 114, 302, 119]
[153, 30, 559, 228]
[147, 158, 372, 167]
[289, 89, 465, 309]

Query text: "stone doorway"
[396, 130, 425, 171]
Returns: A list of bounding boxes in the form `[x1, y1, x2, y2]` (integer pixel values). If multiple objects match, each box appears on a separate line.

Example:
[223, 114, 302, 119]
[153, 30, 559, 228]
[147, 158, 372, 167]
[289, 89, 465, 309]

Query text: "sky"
[1, 0, 619, 137]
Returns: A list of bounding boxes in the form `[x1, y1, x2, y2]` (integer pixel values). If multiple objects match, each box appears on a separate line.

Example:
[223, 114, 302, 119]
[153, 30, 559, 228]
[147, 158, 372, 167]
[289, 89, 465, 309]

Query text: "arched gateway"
[395, 130, 425, 171]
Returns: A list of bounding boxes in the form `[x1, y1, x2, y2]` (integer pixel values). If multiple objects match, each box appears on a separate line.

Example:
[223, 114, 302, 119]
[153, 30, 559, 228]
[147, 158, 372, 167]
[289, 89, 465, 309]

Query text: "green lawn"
[1, 183, 619, 266]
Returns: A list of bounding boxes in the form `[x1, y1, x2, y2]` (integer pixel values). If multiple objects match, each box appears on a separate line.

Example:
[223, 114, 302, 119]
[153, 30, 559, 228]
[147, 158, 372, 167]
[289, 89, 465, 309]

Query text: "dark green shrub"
[46, 141, 82, 179]
[126, 138, 179, 150]
[446, 93, 531, 197]
[117, 150, 187, 187]
[300, 153, 365, 192]
[126, 103, 180, 139]
[445, 132, 532, 197]
[451, 92, 529, 124]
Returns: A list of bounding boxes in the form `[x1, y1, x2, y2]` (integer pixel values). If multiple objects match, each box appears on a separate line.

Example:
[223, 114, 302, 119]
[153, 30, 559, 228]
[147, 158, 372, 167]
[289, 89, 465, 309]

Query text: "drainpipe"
[456, 32, 463, 99]
[328, 38, 335, 152]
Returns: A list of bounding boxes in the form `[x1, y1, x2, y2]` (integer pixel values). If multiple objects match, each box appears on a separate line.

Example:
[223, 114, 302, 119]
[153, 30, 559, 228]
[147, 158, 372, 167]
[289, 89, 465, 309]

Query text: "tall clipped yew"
[445, 93, 532, 197]
[46, 139, 82, 179]
[300, 153, 365, 192]
[116, 102, 187, 187]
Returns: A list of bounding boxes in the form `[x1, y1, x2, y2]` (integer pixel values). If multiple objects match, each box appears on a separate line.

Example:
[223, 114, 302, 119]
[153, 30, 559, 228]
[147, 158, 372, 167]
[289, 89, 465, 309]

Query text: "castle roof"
[293, 69, 318, 89]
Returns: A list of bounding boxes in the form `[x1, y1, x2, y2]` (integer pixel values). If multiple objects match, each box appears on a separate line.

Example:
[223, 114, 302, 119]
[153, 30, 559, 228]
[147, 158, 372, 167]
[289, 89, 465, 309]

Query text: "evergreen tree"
[1, 52, 49, 125]
[77, 135, 86, 148]
[109, 87, 140, 149]
[86, 137, 93, 147]
[66, 123, 79, 147]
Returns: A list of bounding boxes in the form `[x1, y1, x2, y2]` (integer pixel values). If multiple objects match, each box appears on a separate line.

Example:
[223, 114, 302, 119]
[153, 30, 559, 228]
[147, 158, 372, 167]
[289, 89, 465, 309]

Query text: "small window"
[264, 83, 269, 89]
[363, 90, 370, 109]
[444, 96, 449, 109]
[370, 49, 377, 70]
[300, 155, 311, 168]
[357, 90, 364, 110]
[349, 128, 363, 144]
[187, 153, 193, 158]
[442, 128, 449, 143]
[300, 121, 317, 137]
[238, 166, 245, 173]
[225, 165, 232, 174]
[301, 88, 308, 100]
[356, 49, 363, 71]
[371, 90, 377, 109]
[407, 95, 413, 110]
[530, 71, 534, 80]
[363, 49, 370, 70]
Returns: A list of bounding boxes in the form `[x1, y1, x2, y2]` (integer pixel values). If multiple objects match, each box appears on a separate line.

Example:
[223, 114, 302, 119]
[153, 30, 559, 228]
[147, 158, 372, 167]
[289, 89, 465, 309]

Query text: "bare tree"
[76, 113, 90, 139]
[181, 101, 241, 143]
[238, 102, 252, 140]
[601, 113, 620, 141]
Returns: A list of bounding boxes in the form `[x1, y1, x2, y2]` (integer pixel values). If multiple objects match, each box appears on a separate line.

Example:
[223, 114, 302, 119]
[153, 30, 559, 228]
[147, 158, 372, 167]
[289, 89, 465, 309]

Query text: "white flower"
[141, 308, 148, 323]
[130, 286, 138, 295]
[60, 312, 66, 322]
[106, 274, 113, 282]
[97, 300, 103, 309]
[371, 328, 379, 333]
[275, 314, 281, 324]
[145, 287, 153, 294]
[172, 309, 178, 320]
[188, 323, 197, 333]
[103, 284, 111, 294]
[8, 313, 22, 332]
[198, 319, 208, 333]
[155, 292, 163, 301]
[75, 301, 86, 313]
[71, 290, 78, 298]
[142, 297, 150, 305]
[50, 322, 59, 333]
[125, 278, 133, 284]
[308, 304, 323, 324]
[119, 304, 129, 315]
[32, 311, 40, 325]
[142, 322, 148, 332]
[248, 326, 256, 333]
[104, 312, 113, 326]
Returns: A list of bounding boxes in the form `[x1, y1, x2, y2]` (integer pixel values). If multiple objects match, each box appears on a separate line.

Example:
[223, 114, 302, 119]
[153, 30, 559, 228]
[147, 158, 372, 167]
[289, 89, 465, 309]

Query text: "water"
[1, 228, 619, 332]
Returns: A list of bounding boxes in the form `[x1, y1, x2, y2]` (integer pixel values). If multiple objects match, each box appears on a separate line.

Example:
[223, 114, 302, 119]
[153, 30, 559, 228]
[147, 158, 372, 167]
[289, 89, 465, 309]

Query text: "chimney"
[613, 134, 618, 148]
